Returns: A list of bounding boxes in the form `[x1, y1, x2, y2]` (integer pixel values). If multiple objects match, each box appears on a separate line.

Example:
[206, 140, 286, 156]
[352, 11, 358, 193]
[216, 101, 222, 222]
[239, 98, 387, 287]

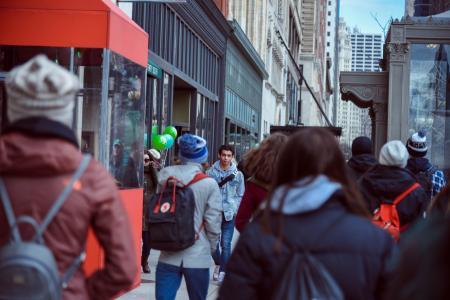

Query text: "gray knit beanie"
[379, 140, 408, 168]
[5, 55, 79, 127]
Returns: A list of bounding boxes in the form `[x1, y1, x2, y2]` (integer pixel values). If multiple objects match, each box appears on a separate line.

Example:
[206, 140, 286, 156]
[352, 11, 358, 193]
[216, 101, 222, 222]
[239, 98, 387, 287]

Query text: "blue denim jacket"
[207, 161, 245, 221]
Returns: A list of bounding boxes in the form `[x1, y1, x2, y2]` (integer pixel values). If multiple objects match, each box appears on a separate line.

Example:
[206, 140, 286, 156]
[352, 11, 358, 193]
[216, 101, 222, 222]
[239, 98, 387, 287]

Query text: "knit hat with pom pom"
[406, 130, 428, 157]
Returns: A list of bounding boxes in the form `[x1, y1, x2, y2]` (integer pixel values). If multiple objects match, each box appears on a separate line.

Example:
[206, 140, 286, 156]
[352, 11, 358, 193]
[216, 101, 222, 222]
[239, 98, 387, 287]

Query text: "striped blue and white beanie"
[178, 134, 208, 164]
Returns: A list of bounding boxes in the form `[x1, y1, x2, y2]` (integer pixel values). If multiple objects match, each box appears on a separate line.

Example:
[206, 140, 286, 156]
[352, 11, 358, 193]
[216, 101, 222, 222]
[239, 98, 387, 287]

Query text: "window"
[108, 51, 146, 189]
[409, 43, 450, 172]
[327, 42, 330, 46]
[328, 11, 331, 16]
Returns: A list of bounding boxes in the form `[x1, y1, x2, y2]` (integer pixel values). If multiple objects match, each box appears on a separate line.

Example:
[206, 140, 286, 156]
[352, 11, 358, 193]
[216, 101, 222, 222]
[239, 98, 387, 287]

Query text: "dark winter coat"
[0, 118, 137, 300]
[407, 157, 447, 198]
[347, 153, 377, 180]
[359, 164, 429, 227]
[219, 176, 396, 300]
[387, 215, 450, 300]
[142, 165, 158, 231]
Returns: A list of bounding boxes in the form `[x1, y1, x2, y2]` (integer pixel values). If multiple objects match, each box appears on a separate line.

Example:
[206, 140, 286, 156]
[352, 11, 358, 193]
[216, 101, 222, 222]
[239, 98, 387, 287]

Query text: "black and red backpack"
[147, 173, 208, 251]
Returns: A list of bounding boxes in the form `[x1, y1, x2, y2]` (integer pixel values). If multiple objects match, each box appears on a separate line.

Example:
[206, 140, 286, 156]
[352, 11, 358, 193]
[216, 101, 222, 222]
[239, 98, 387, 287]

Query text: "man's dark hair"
[218, 144, 234, 156]
[351, 136, 372, 156]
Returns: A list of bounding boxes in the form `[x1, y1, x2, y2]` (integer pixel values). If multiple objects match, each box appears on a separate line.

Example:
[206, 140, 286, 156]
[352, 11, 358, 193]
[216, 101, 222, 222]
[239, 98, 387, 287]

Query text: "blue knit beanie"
[178, 134, 208, 164]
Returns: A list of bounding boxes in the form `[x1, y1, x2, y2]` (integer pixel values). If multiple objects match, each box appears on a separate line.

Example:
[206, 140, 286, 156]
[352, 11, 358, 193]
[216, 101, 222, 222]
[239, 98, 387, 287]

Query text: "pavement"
[118, 230, 239, 300]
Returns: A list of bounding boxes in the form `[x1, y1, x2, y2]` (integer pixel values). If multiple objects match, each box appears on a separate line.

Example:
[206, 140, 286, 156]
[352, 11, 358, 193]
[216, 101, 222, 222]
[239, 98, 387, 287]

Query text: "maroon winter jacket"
[0, 122, 137, 299]
[235, 179, 268, 232]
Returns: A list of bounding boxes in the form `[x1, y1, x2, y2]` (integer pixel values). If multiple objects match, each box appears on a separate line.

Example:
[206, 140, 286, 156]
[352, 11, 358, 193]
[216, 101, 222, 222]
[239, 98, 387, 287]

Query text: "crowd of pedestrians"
[0, 55, 449, 300]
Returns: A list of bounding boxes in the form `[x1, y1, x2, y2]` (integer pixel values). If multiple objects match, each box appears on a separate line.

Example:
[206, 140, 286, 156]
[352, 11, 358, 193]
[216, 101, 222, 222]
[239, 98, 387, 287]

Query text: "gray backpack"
[0, 155, 90, 300]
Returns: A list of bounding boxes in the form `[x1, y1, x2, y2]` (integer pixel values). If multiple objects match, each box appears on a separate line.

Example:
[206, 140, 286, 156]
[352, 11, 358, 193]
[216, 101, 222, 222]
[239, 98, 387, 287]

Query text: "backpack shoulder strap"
[35, 155, 91, 239]
[0, 178, 21, 241]
[186, 172, 208, 187]
[393, 183, 420, 206]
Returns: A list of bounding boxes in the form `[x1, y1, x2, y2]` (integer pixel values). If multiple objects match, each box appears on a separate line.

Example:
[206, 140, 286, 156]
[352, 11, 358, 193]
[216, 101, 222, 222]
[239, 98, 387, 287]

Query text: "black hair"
[218, 144, 234, 156]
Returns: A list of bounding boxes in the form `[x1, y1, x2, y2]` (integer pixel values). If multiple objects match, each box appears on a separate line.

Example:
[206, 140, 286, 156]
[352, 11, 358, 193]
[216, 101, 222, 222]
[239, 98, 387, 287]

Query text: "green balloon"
[163, 126, 178, 139]
[152, 134, 167, 151]
[152, 125, 158, 137]
[163, 134, 174, 149]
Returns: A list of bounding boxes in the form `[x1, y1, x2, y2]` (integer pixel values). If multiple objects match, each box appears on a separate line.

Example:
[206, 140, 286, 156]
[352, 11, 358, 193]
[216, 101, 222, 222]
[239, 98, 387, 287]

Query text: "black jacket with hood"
[359, 164, 429, 226]
[347, 153, 378, 180]
[218, 176, 396, 300]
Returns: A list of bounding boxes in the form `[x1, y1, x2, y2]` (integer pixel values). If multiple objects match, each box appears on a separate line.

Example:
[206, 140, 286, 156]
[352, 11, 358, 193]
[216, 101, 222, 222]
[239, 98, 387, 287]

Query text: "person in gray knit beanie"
[379, 140, 409, 168]
[5, 54, 79, 127]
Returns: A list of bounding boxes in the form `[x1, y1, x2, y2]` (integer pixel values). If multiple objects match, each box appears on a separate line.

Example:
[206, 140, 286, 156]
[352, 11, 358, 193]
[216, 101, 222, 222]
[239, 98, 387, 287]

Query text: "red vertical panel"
[83, 188, 143, 289]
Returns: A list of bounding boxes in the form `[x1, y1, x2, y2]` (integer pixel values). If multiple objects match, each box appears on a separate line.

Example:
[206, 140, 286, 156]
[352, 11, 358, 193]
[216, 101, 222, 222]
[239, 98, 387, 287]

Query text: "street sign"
[147, 59, 162, 79]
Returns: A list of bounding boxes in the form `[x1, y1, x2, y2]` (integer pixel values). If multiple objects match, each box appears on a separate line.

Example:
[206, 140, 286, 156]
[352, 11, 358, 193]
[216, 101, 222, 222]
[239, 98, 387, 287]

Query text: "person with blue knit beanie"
[154, 133, 222, 300]
[178, 134, 209, 164]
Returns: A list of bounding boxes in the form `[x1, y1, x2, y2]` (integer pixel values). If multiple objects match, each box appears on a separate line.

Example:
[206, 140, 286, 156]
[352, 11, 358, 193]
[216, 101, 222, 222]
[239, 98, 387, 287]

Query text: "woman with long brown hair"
[235, 132, 288, 232]
[218, 128, 396, 300]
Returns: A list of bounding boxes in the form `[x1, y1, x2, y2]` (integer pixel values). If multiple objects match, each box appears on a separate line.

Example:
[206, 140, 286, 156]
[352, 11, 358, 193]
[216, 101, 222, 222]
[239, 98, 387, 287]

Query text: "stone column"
[371, 102, 388, 157]
[386, 24, 411, 142]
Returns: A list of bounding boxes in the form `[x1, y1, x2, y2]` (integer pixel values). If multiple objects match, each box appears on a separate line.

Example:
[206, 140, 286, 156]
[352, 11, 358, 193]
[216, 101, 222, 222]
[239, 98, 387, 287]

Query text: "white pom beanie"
[5, 55, 80, 127]
[379, 140, 409, 168]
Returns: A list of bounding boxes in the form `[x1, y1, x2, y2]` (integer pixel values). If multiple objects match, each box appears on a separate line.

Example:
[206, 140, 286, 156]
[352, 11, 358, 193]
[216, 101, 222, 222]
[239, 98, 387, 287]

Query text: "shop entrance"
[171, 76, 195, 162]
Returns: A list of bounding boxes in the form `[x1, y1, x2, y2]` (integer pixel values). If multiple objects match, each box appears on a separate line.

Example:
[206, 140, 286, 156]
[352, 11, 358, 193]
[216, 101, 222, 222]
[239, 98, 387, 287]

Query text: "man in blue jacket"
[207, 145, 245, 283]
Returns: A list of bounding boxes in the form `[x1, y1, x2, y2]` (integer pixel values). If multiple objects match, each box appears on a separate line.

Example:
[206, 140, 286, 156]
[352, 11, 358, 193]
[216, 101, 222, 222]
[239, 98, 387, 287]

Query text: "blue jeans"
[155, 262, 209, 300]
[213, 216, 235, 272]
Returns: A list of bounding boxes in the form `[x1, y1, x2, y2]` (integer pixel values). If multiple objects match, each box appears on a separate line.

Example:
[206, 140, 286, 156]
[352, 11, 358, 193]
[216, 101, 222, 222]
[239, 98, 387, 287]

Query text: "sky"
[340, 0, 405, 36]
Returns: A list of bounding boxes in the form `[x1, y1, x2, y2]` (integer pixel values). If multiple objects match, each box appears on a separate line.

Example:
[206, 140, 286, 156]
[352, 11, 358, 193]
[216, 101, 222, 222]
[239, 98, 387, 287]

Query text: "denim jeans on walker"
[212, 216, 235, 272]
[155, 262, 209, 300]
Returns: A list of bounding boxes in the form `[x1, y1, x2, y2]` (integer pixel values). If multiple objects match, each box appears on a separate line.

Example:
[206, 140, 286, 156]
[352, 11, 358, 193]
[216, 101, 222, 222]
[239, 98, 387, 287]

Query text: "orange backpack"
[372, 183, 420, 241]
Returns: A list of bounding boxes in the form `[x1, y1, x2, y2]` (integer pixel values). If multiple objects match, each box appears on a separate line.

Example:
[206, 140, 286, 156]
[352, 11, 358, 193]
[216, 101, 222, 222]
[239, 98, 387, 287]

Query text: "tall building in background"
[351, 29, 382, 148]
[405, 0, 450, 17]
[336, 18, 357, 157]
[326, 0, 340, 124]
[337, 26, 382, 158]
[351, 29, 383, 71]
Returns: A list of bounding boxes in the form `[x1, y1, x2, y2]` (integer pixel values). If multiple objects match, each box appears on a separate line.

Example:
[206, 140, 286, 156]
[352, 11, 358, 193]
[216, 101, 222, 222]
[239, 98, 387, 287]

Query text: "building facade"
[336, 18, 359, 157]
[226, 0, 335, 137]
[326, 0, 340, 124]
[132, 1, 229, 162]
[227, 0, 287, 137]
[224, 20, 267, 161]
[405, 0, 450, 17]
[299, 0, 330, 126]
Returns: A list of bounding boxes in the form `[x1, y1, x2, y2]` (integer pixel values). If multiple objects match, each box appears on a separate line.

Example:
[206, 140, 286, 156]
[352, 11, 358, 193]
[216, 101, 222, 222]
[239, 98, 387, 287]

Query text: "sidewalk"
[118, 230, 239, 300]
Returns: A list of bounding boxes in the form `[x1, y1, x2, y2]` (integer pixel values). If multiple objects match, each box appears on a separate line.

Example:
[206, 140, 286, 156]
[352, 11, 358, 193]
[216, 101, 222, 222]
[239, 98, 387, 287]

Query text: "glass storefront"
[107, 51, 146, 188]
[409, 43, 450, 172]
[0, 46, 146, 189]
